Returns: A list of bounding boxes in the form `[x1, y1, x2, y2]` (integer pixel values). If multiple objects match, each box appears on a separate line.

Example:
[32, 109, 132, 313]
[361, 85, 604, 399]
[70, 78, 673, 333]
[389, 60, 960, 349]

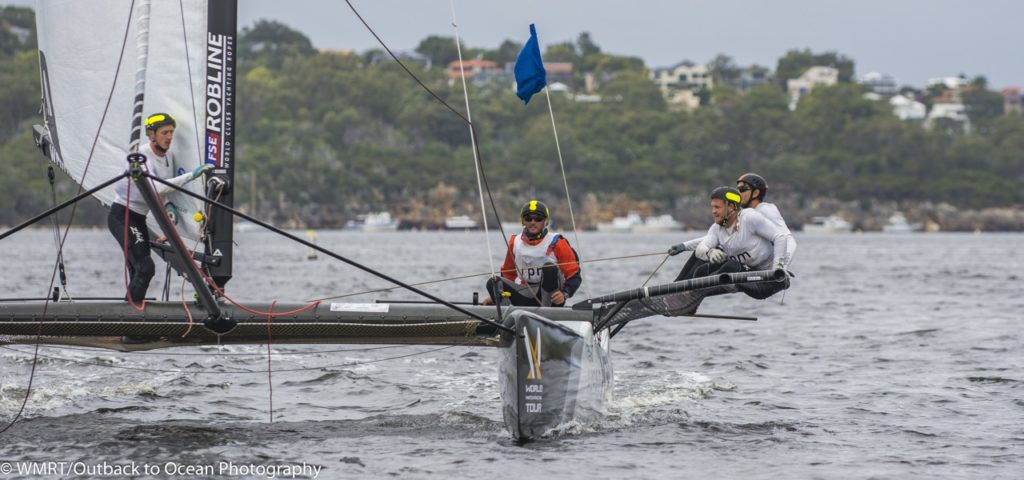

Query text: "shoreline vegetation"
[2, 8, 1022, 231]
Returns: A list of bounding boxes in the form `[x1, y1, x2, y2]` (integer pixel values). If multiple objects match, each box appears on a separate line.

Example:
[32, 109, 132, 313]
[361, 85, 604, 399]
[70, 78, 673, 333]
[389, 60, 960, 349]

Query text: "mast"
[128, 0, 152, 152]
[203, 0, 237, 289]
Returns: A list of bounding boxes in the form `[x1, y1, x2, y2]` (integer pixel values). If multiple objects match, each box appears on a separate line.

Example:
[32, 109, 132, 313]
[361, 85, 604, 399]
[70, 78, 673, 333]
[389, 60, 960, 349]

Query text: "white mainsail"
[35, 0, 209, 239]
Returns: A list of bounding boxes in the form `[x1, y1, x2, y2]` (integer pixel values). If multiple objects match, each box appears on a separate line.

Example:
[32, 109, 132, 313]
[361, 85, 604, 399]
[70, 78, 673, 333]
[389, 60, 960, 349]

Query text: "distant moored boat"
[802, 215, 852, 234]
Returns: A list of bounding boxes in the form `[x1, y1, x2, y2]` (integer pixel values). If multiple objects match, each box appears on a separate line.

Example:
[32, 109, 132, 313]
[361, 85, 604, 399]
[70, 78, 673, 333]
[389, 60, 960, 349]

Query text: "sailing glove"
[667, 243, 690, 256]
[707, 248, 727, 264]
[164, 202, 180, 225]
[191, 163, 213, 180]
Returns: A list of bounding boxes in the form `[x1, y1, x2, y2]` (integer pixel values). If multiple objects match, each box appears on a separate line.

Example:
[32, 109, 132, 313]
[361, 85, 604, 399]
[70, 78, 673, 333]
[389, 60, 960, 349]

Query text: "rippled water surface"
[1, 229, 1021, 479]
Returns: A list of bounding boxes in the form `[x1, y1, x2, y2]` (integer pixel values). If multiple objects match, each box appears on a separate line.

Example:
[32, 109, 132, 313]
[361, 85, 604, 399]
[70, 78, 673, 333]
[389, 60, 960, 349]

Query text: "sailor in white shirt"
[106, 113, 211, 304]
[677, 186, 795, 299]
[735, 172, 794, 236]
[668, 173, 796, 281]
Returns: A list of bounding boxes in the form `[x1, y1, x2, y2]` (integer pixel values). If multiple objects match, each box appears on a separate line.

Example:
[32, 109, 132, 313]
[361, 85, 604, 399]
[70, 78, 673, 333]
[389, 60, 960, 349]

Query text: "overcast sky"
[10, 1, 1023, 88]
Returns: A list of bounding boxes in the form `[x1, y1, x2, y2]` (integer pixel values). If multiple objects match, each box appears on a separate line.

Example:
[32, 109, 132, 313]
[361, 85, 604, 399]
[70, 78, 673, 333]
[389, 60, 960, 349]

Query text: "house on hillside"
[365, 50, 430, 68]
[889, 94, 927, 121]
[927, 76, 969, 90]
[787, 66, 838, 110]
[545, 62, 574, 86]
[1002, 87, 1022, 115]
[727, 66, 774, 92]
[650, 60, 713, 110]
[447, 59, 503, 82]
[859, 72, 899, 96]
[925, 103, 970, 133]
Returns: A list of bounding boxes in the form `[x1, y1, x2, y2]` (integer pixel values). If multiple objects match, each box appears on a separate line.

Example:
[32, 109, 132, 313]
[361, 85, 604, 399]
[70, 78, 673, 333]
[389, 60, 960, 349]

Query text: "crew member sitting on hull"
[483, 200, 581, 307]
[668, 172, 795, 281]
[682, 186, 796, 300]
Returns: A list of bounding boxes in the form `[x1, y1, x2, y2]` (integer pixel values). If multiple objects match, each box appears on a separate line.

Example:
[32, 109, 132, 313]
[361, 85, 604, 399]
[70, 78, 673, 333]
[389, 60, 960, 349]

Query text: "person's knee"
[135, 257, 156, 282]
[541, 263, 559, 292]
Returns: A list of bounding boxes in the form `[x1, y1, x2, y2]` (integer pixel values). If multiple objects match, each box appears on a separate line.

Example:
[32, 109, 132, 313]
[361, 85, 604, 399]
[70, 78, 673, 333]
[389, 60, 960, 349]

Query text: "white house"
[650, 61, 713, 109]
[889, 94, 927, 121]
[859, 71, 899, 96]
[925, 103, 971, 132]
[787, 66, 839, 109]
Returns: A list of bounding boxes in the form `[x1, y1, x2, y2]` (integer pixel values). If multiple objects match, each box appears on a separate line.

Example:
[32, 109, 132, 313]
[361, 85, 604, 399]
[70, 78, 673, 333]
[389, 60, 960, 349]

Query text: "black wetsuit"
[107, 202, 155, 303]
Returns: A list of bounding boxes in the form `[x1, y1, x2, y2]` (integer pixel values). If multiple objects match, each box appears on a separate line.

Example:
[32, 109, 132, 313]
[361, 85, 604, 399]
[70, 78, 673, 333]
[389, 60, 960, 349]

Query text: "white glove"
[667, 242, 690, 256]
[707, 248, 726, 264]
[190, 163, 213, 180]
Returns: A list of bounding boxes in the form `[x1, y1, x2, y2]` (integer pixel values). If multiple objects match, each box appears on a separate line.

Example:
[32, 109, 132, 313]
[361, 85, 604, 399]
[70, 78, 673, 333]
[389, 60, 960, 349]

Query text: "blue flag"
[514, 24, 547, 104]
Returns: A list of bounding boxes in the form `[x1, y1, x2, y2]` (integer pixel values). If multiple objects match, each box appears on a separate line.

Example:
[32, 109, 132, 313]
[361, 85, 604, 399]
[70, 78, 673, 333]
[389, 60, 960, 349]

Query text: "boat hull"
[0, 300, 610, 440]
[498, 310, 611, 441]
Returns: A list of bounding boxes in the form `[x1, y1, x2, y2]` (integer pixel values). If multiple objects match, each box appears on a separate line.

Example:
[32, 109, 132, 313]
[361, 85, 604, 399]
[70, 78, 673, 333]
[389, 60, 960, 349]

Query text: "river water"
[0, 229, 1021, 479]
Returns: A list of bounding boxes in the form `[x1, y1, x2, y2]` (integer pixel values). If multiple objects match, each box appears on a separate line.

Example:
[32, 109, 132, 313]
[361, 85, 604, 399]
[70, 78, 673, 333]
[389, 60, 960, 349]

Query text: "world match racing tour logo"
[204, 31, 233, 171]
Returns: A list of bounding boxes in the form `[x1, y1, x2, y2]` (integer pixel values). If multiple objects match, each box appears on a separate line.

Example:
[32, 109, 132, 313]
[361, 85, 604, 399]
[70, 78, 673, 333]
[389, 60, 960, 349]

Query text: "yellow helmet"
[144, 113, 176, 132]
[520, 200, 550, 223]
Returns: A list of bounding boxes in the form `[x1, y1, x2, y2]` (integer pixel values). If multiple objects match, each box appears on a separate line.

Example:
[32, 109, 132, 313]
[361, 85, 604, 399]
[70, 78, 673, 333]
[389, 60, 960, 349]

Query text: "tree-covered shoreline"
[1, 10, 1021, 231]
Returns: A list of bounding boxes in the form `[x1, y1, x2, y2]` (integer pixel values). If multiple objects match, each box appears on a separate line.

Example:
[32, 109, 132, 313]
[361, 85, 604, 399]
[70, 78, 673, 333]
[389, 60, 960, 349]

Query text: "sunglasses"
[523, 214, 546, 222]
[737, 184, 751, 192]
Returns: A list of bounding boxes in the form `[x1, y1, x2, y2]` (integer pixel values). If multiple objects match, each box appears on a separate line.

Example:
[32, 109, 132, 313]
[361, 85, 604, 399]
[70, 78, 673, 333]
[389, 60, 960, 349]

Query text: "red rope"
[121, 178, 147, 312]
[124, 168, 320, 334]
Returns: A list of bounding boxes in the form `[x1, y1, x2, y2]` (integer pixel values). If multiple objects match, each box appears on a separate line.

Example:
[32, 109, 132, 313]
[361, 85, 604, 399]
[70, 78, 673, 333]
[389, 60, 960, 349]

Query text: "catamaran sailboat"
[0, 0, 786, 441]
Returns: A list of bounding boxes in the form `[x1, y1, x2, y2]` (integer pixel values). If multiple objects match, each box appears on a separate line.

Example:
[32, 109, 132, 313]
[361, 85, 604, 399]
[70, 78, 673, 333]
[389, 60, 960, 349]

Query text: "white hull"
[802, 215, 852, 234]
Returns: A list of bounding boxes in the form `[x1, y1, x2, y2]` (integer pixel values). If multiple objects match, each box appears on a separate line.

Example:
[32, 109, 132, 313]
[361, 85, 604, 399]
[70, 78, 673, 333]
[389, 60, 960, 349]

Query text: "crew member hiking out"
[483, 200, 581, 307]
[668, 172, 796, 281]
[680, 186, 796, 300]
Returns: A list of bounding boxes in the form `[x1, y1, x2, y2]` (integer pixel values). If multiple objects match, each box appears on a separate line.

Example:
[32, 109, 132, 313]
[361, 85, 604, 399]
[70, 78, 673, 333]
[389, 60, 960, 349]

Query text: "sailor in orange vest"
[483, 200, 581, 307]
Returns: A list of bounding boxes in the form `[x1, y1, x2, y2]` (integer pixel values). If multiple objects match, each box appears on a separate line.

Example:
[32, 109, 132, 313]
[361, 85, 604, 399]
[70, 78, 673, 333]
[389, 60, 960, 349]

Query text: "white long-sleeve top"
[682, 202, 797, 255]
[112, 143, 193, 215]
[695, 208, 796, 270]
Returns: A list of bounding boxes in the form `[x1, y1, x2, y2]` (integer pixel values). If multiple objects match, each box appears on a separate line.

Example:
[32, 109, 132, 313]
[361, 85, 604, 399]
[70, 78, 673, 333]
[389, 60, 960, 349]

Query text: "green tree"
[414, 35, 462, 67]
[599, 71, 666, 111]
[576, 32, 600, 57]
[488, 39, 521, 66]
[962, 77, 1005, 127]
[0, 50, 39, 141]
[708, 54, 740, 86]
[0, 7, 36, 56]
[239, 20, 316, 70]
[543, 42, 577, 63]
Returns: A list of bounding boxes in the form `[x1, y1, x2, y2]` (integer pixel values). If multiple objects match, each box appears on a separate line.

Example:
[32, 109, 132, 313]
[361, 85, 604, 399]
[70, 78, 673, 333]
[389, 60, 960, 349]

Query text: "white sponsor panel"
[329, 303, 390, 313]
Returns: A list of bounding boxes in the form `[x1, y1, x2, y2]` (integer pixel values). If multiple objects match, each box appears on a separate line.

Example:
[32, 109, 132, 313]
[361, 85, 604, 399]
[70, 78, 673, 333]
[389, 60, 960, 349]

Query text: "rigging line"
[178, 187, 221, 336]
[146, 174, 515, 334]
[138, 167, 316, 320]
[543, 87, 587, 298]
[121, 179, 145, 311]
[0, 173, 126, 437]
[266, 300, 276, 423]
[176, 0, 204, 167]
[341, 0, 509, 246]
[40, 0, 137, 307]
[0, 344, 456, 375]
[449, 0, 495, 280]
[642, 254, 672, 288]
[46, 166, 69, 298]
[307, 251, 668, 302]
[342, 0, 466, 123]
